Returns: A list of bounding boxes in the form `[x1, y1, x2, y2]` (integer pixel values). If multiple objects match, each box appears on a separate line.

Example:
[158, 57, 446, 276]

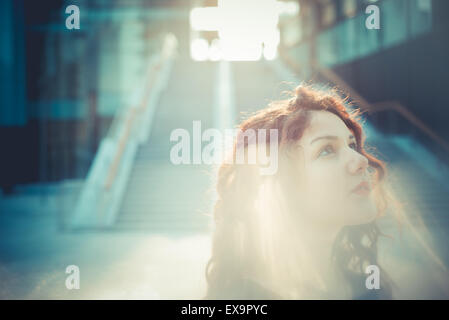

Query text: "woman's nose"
[347, 150, 369, 175]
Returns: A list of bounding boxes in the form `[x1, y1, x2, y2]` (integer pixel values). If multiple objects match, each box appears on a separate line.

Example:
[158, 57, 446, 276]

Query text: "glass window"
[321, 0, 337, 28]
[358, 13, 380, 58]
[290, 42, 310, 76]
[317, 28, 339, 67]
[282, 18, 302, 47]
[410, 0, 432, 37]
[337, 16, 359, 64]
[381, 0, 408, 49]
[343, 0, 358, 18]
[302, 3, 318, 38]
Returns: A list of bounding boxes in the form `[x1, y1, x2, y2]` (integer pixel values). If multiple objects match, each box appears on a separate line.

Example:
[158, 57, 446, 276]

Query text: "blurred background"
[0, 0, 449, 299]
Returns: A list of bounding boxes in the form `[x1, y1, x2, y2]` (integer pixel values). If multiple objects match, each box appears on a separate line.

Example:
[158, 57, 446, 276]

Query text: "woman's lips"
[351, 181, 371, 196]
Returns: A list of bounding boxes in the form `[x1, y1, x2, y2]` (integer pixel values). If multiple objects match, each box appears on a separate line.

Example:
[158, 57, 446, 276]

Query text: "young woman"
[204, 85, 448, 299]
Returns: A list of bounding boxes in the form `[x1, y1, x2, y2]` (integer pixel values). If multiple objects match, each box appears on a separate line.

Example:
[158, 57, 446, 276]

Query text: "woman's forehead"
[302, 111, 352, 142]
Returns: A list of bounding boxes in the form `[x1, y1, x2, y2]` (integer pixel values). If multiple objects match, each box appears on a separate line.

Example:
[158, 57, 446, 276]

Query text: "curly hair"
[204, 84, 403, 299]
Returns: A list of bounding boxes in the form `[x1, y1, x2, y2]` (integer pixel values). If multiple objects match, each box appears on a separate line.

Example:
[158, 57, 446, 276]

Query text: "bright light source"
[263, 45, 278, 60]
[264, 29, 280, 48]
[276, 1, 300, 17]
[221, 39, 262, 61]
[209, 39, 222, 61]
[190, 7, 220, 31]
[263, 28, 279, 60]
[190, 38, 209, 61]
[189, 0, 281, 61]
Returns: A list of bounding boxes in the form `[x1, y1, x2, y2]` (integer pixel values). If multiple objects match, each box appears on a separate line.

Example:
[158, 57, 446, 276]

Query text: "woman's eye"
[317, 145, 335, 158]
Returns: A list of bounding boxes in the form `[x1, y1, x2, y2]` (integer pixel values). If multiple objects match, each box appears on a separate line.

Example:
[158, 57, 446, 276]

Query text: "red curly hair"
[204, 85, 402, 299]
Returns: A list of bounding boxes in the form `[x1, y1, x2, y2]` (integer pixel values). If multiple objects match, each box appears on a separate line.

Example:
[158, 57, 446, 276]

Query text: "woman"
[204, 84, 448, 300]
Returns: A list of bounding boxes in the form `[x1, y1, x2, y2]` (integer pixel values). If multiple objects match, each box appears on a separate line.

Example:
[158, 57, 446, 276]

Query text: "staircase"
[112, 56, 216, 233]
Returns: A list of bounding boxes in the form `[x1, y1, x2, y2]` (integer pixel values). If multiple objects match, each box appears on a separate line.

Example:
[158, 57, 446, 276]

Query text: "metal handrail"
[369, 101, 449, 153]
[103, 61, 161, 190]
[70, 33, 177, 228]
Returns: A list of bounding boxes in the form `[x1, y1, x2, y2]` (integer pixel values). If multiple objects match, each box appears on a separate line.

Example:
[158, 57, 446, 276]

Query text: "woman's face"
[295, 110, 377, 228]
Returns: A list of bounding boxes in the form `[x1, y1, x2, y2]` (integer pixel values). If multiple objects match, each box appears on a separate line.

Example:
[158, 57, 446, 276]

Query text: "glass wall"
[308, 0, 434, 68]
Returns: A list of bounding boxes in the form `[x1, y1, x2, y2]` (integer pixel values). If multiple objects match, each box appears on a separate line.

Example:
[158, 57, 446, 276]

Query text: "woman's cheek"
[311, 164, 340, 194]
[307, 166, 343, 208]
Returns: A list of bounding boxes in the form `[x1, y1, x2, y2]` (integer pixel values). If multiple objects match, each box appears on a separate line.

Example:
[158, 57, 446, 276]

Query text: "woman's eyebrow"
[310, 134, 355, 145]
[310, 135, 338, 145]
